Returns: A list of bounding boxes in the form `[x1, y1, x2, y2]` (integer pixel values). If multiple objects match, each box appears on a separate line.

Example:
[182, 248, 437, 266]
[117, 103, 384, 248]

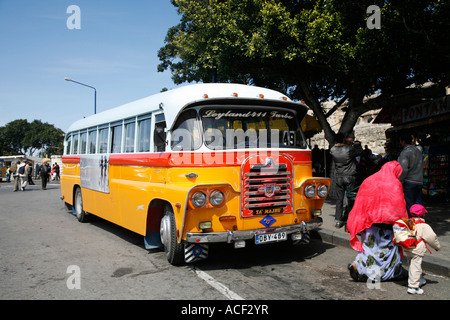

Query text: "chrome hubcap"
[160, 214, 170, 247]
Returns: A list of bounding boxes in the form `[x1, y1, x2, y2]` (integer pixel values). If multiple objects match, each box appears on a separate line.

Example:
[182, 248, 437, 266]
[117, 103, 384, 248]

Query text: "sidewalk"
[316, 199, 450, 278]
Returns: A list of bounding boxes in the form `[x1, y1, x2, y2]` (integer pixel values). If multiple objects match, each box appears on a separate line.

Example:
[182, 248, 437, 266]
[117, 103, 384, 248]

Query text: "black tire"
[160, 204, 184, 265]
[74, 187, 89, 223]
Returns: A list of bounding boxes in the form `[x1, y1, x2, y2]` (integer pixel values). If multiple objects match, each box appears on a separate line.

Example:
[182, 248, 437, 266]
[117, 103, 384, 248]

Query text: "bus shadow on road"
[68, 212, 336, 269]
[77, 214, 147, 249]
[194, 231, 336, 271]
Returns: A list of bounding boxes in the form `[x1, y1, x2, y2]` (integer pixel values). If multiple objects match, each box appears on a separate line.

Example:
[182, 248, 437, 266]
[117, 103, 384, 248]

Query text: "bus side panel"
[61, 162, 80, 206]
[80, 187, 97, 215]
[92, 163, 122, 226]
[118, 165, 194, 237]
[119, 165, 159, 236]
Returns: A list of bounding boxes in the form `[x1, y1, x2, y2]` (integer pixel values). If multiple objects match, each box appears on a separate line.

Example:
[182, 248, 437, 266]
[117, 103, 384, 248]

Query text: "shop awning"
[374, 95, 450, 126]
[301, 114, 322, 138]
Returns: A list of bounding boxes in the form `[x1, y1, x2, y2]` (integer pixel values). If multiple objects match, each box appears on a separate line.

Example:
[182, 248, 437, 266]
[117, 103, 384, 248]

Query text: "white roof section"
[66, 83, 302, 133]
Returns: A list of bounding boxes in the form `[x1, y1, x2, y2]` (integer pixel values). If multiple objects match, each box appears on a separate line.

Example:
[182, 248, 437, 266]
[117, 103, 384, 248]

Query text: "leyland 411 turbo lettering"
[61, 83, 330, 265]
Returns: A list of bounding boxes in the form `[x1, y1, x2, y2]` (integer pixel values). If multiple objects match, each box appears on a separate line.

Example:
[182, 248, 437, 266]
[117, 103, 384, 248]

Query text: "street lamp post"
[64, 77, 97, 114]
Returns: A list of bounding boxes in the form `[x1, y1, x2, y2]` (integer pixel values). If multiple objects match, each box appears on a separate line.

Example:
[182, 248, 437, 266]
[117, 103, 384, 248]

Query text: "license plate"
[255, 232, 287, 244]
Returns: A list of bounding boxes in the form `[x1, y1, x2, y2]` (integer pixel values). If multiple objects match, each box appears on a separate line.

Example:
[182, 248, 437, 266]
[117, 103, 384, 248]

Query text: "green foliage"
[159, 0, 449, 144]
[0, 120, 64, 157]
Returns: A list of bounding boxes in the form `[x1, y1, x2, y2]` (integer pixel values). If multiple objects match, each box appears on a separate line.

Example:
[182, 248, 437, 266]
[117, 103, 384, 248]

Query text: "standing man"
[330, 133, 363, 228]
[39, 161, 50, 190]
[18, 161, 27, 191]
[11, 161, 19, 192]
[398, 133, 423, 216]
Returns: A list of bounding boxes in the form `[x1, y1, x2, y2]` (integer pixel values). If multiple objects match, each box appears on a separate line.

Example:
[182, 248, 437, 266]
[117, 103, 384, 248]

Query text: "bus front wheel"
[160, 204, 184, 265]
[74, 187, 89, 223]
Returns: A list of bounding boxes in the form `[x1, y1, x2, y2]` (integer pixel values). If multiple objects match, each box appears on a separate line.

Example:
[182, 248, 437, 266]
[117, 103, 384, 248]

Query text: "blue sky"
[0, 0, 183, 132]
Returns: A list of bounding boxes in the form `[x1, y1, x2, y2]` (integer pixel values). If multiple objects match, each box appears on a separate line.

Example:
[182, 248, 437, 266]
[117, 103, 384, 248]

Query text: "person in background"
[398, 133, 423, 216]
[18, 161, 28, 191]
[27, 161, 35, 185]
[330, 132, 363, 228]
[54, 162, 60, 180]
[6, 166, 11, 183]
[39, 161, 50, 190]
[11, 161, 19, 191]
[35, 163, 40, 180]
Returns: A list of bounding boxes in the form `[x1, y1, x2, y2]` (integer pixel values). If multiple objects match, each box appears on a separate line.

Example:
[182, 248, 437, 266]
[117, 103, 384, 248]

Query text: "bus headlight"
[209, 190, 224, 206]
[317, 184, 328, 198]
[192, 191, 207, 208]
[304, 185, 316, 198]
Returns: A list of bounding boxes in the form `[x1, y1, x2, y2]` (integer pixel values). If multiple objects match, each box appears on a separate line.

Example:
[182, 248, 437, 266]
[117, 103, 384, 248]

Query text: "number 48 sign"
[282, 131, 296, 147]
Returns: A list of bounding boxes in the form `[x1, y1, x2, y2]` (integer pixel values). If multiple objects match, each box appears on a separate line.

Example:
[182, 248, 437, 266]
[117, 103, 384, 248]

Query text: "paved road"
[1, 181, 449, 306]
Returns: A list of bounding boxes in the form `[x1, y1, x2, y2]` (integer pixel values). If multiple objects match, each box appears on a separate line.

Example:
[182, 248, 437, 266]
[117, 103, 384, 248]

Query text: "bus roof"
[66, 83, 306, 133]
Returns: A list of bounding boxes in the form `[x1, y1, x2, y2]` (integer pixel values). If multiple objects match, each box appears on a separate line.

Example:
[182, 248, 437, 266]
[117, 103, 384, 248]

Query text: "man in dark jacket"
[398, 133, 423, 216]
[330, 133, 363, 228]
[39, 161, 50, 190]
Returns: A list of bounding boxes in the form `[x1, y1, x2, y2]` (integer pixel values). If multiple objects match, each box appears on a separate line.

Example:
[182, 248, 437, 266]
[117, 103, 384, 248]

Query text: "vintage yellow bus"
[61, 83, 330, 265]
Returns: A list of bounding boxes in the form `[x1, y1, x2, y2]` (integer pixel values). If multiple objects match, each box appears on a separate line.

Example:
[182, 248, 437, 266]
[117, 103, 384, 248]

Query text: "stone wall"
[307, 103, 392, 156]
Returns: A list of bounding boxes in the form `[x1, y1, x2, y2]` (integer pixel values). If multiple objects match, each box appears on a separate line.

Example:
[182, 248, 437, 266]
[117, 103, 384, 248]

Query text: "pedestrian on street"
[27, 161, 35, 185]
[54, 162, 60, 180]
[39, 161, 50, 190]
[6, 166, 11, 183]
[11, 161, 19, 192]
[347, 161, 408, 282]
[404, 204, 440, 295]
[18, 161, 28, 191]
[34, 163, 40, 180]
[330, 132, 363, 228]
[398, 133, 424, 216]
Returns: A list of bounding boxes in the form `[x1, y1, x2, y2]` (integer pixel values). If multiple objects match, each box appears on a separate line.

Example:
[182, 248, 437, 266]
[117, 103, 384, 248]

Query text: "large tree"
[0, 120, 64, 156]
[158, 0, 450, 145]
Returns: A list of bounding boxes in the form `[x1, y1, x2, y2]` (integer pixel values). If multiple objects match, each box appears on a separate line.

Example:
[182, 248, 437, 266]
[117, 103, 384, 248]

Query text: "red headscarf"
[347, 161, 408, 252]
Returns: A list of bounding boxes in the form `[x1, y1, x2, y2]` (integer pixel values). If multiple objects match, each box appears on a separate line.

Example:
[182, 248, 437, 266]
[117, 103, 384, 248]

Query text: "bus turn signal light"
[219, 215, 236, 222]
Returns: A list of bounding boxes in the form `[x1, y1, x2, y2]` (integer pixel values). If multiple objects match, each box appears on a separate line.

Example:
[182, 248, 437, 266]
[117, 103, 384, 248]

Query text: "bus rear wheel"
[160, 204, 184, 265]
[74, 187, 89, 223]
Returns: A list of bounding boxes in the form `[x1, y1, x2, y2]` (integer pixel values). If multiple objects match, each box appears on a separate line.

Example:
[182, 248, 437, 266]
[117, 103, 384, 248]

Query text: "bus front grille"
[241, 156, 293, 217]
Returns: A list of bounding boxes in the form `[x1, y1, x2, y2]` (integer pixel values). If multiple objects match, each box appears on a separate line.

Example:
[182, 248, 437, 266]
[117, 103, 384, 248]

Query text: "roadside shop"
[374, 94, 450, 200]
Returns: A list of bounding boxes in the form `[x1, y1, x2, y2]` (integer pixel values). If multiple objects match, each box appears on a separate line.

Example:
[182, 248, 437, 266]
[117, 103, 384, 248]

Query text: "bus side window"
[72, 132, 79, 155]
[80, 131, 87, 154]
[98, 127, 109, 154]
[88, 129, 97, 154]
[110, 123, 123, 153]
[65, 134, 72, 155]
[124, 120, 135, 153]
[138, 117, 151, 152]
[154, 121, 166, 152]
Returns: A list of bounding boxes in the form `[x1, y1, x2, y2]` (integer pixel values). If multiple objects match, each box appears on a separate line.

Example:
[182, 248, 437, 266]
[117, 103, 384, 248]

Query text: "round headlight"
[304, 185, 316, 198]
[192, 191, 207, 207]
[317, 184, 328, 198]
[210, 190, 224, 206]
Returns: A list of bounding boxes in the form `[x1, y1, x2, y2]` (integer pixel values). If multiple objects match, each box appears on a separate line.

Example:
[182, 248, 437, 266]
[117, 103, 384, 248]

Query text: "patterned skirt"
[353, 224, 404, 281]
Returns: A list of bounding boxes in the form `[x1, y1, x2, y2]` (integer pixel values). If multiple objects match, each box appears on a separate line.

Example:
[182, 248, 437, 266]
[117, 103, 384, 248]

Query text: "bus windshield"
[200, 107, 307, 150]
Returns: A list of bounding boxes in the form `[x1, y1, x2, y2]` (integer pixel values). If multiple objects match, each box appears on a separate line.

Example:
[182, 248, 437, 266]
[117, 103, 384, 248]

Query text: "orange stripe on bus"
[62, 151, 311, 167]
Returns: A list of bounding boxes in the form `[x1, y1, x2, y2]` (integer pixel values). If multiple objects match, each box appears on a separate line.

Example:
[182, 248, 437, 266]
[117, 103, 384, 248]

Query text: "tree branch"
[325, 93, 348, 118]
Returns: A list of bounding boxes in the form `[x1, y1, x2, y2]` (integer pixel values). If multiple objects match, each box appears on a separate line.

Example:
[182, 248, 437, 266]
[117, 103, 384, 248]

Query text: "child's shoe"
[407, 287, 424, 295]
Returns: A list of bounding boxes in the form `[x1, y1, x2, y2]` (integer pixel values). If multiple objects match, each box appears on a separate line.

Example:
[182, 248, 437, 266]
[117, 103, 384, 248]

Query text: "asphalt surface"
[1, 179, 449, 303]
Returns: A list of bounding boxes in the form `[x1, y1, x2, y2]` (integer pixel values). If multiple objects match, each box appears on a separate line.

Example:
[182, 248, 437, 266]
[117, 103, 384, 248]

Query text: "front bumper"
[185, 217, 322, 244]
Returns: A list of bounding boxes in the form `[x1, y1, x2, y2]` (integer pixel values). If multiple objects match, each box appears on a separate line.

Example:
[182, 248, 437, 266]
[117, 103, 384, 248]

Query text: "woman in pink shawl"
[347, 161, 408, 282]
